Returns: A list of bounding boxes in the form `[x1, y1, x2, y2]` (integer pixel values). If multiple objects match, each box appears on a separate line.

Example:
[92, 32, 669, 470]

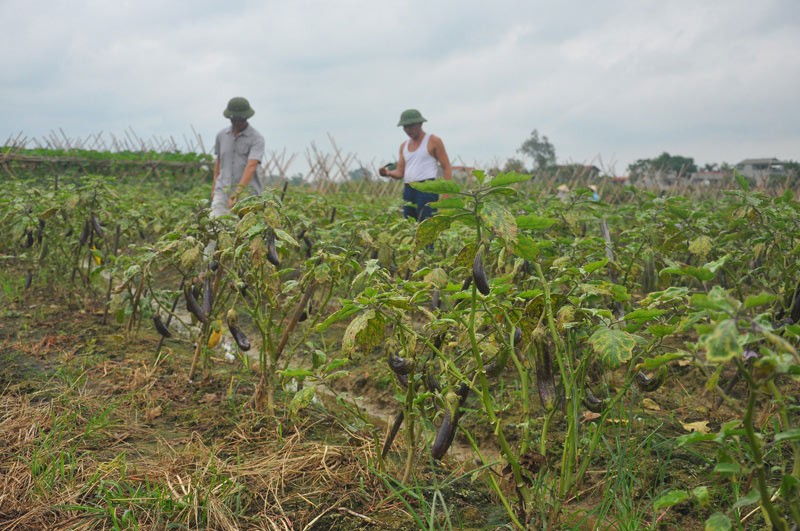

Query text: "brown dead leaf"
[200, 393, 218, 404]
[582, 411, 601, 423]
[145, 406, 162, 421]
[680, 420, 710, 433]
[642, 398, 661, 411]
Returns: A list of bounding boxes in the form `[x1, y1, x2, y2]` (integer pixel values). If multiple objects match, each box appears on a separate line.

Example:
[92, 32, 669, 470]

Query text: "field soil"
[1, 276, 793, 530]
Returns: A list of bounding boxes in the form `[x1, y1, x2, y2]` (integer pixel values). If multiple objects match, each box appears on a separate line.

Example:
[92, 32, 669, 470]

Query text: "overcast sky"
[2, 0, 798, 176]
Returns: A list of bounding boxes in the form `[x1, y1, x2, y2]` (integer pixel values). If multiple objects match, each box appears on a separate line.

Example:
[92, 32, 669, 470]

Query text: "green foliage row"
[2, 171, 799, 529]
[1, 146, 213, 164]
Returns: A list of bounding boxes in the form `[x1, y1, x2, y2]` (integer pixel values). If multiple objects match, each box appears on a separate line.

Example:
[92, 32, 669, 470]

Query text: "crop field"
[1, 155, 799, 530]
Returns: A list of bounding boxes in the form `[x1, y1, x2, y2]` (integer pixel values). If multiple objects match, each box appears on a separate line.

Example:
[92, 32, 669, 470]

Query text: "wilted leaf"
[688, 235, 713, 259]
[480, 202, 518, 244]
[581, 411, 601, 423]
[681, 420, 711, 433]
[274, 227, 298, 247]
[145, 405, 163, 421]
[424, 267, 448, 288]
[289, 385, 317, 416]
[454, 243, 478, 270]
[415, 216, 452, 250]
[588, 327, 637, 369]
[642, 398, 661, 411]
[702, 319, 742, 364]
[693, 485, 710, 507]
[341, 310, 384, 356]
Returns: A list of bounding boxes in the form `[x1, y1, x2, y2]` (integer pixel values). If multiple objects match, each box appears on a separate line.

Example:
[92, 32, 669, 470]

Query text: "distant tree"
[702, 162, 719, 171]
[349, 166, 371, 181]
[627, 152, 697, 182]
[517, 129, 556, 171]
[502, 157, 528, 174]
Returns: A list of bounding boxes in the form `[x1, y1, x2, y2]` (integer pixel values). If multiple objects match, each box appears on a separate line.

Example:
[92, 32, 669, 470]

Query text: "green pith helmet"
[223, 97, 255, 119]
[397, 108, 427, 126]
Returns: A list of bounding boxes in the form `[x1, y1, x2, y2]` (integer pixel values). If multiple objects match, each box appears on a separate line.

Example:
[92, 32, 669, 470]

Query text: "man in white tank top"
[379, 109, 452, 221]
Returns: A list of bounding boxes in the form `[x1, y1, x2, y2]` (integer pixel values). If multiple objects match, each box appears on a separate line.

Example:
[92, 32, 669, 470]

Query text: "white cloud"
[1, 0, 798, 174]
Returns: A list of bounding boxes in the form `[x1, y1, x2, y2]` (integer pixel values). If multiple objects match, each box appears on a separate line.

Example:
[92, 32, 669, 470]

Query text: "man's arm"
[229, 159, 260, 207]
[430, 135, 452, 180]
[211, 158, 221, 201]
[379, 143, 406, 180]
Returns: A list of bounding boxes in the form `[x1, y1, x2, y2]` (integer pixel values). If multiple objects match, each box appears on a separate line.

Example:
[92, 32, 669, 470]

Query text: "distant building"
[735, 158, 787, 185]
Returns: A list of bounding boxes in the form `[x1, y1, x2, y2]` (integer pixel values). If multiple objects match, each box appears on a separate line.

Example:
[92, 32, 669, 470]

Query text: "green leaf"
[480, 202, 518, 244]
[732, 488, 760, 509]
[428, 197, 464, 209]
[588, 327, 637, 369]
[289, 385, 317, 417]
[315, 304, 360, 332]
[488, 171, 531, 187]
[511, 235, 540, 262]
[274, 227, 299, 247]
[661, 265, 715, 282]
[583, 258, 608, 275]
[636, 352, 686, 370]
[704, 255, 728, 273]
[774, 429, 800, 443]
[324, 358, 350, 374]
[516, 214, 557, 230]
[653, 489, 690, 511]
[472, 169, 487, 184]
[734, 171, 750, 191]
[415, 215, 452, 250]
[624, 308, 666, 322]
[278, 368, 314, 379]
[410, 179, 461, 194]
[704, 512, 732, 531]
[744, 292, 778, 309]
[646, 324, 677, 338]
[676, 431, 716, 446]
[702, 319, 742, 364]
[713, 462, 741, 475]
[693, 485, 710, 507]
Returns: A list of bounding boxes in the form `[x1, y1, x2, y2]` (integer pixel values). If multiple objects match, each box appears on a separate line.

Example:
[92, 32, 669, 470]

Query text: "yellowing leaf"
[589, 326, 637, 369]
[681, 420, 711, 434]
[702, 319, 742, 364]
[688, 235, 713, 259]
[642, 398, 661, 411]
[480, 202, 518, 244]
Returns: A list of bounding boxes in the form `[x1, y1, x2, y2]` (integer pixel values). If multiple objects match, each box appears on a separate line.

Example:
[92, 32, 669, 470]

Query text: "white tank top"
[403, 133, 439, 183]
